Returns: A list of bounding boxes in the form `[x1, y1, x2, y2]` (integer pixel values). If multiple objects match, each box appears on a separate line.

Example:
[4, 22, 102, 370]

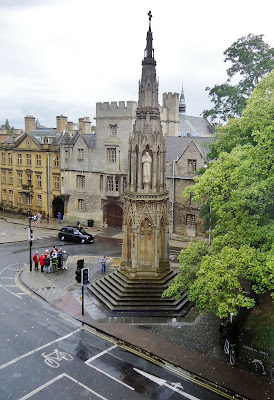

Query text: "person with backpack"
[44, 254, 51, 273]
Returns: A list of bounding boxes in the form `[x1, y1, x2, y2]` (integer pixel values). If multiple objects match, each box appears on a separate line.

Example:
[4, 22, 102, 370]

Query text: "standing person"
[44, 254, 51, 273]
[57, 248, 63, 269]
[33, 214, 37, 224]
[57, 211, 62, 224]
[101, 255, 107, 274]
[33, 251, 39, 271]
[39, 253, 45, 272]
[51, 250, 57, 273]
[46, 212, 49, 223]
[62, 250, 68, 270]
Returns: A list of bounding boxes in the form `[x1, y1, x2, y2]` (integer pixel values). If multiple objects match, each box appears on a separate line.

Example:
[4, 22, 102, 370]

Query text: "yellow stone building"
[0, 116, 62, 218]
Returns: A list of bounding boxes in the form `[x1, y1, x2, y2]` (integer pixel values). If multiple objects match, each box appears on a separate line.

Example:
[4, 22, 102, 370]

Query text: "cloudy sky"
[0, 0, 273, 129]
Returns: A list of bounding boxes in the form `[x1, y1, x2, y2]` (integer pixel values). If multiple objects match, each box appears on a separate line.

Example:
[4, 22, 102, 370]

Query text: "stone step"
[88, 269, 191, 315]
[90, 282, 186, 304]
[88, 284, 190, 312]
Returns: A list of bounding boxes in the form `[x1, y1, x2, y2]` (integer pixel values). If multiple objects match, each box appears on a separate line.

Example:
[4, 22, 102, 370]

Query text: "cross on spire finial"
[148, 10, 152, 28]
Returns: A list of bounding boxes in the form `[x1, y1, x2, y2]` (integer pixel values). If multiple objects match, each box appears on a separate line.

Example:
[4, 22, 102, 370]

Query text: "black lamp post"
[28, 213, 33, 271]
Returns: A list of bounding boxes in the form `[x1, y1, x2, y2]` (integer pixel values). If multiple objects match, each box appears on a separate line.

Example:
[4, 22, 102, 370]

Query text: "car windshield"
[79, 228, 87, 234]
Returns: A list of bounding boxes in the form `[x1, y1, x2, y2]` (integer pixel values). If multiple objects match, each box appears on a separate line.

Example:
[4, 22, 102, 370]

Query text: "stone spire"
[179, 83, 186, 114]
[138, 11, 159, 110]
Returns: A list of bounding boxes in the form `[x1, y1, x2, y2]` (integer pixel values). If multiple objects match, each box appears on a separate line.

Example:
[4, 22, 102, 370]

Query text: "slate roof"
[166, 136, 215, 162]
[179, 114, 213, 137]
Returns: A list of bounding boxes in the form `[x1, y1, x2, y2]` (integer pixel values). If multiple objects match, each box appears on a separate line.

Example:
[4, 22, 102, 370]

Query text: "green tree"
[164, 72, 274, 318]
[203, 34, 274, 123]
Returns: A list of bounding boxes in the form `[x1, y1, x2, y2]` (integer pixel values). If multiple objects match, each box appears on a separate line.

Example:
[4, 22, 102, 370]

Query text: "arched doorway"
[106, 203, 123, 228]
[52, 197, 64, 218]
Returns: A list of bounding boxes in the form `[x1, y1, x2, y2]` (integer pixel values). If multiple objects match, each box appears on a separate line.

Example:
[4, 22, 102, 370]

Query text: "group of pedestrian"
[32, 247, 68, 274]
[32, 212, 42, 224]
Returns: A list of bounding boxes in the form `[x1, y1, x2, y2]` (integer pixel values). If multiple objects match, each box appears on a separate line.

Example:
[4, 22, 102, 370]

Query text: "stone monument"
[90, 12, 190, 315]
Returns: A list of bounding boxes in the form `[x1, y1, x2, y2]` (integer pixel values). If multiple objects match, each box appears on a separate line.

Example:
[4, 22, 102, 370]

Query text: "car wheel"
[60, 236, 65, 241]
[81, 239, 85, 244]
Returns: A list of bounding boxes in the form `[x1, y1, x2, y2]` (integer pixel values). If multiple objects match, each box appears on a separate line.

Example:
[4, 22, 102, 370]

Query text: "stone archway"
[106, 203, 123, 228]
[52, 197, 64, 218]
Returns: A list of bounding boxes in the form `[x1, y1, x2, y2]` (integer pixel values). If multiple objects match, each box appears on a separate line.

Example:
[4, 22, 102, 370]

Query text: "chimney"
[56, 115, 68, 134]
[82, 117, 91, 134]
[24, 115, 36, 134]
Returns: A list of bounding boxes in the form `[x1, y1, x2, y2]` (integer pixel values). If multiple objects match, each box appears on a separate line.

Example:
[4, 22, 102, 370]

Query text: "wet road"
[0, 233, 233, 399]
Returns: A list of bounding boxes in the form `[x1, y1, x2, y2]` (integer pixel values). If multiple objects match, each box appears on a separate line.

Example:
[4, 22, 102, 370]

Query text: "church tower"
[120, 11, 170, 279]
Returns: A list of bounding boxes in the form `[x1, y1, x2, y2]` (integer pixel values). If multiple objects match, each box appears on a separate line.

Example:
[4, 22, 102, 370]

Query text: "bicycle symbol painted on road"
[41, 349, 73, 368]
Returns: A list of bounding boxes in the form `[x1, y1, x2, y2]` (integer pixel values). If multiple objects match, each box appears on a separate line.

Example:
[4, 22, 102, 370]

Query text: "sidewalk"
[1, 211, 271, 399]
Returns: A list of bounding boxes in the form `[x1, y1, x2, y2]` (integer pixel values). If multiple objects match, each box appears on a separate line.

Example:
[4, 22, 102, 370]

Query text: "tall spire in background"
[179, 83, 186, 114]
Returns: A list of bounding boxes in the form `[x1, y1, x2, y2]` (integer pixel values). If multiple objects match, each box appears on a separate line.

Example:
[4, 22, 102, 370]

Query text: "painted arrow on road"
[134, 368, 201, 400]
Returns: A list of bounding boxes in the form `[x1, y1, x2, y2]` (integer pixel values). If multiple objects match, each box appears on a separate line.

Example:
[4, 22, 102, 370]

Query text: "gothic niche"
[139, 217, 153, 267]
[142, 147, 152, 191]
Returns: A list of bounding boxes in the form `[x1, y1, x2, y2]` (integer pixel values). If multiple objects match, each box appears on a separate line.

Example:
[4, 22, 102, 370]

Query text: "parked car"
[58, 226, 94, 244]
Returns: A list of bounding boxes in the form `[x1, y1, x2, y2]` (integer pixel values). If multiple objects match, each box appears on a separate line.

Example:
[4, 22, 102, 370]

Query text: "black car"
[58, 226, 94, 244]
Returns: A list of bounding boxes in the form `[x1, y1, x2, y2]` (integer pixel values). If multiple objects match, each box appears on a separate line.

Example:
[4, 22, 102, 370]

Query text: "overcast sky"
[0, 0, 273, 129]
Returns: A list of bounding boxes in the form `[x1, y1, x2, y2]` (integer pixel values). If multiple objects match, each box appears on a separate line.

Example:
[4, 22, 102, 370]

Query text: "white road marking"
[0, 285, 22, 299]
[85, 344, 117, 363]
[0, 328, 82, 370]
[88, 364, 135, 391]
[18, 373, 108, 400]
[134, 368, 201, 400]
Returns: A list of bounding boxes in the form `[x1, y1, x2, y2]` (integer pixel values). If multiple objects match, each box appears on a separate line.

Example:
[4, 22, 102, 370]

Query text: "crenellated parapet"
[96, 101, 137, 119]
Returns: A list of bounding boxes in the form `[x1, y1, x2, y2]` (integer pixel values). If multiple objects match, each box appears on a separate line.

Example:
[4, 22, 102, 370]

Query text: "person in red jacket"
[33, 251, 39, 271]
[39, 253, 45, 273]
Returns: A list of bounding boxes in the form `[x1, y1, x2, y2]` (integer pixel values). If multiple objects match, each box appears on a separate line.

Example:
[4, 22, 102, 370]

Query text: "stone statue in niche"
[142, 151, 152, 191]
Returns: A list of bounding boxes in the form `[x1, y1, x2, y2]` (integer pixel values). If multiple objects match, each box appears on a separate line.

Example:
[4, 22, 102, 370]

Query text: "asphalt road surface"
[0, 227, 234, 399]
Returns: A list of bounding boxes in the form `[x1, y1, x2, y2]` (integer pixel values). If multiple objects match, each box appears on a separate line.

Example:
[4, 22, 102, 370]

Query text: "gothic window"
[100, 175, 104, 192]
[115, 177, 119, 192]
[65, 150, 69, 160]
[77, 148, 84, 160]
[36, 174, 42, 188]
[109, 124, 117, 136]
[8, 153, 12, 165]
[2, 170, 6, 184]
[36, 154, 41, 166]
[8, 171, 13, 184]
[1, 153, 6, 164]
[78, 199, 84, 211]
[186, 214, 195, 226]
[76, 175, 85, 188]
[188, 159, 197, 172]
[17, 154, 22, 165]
[123, 177, 127, 192]
[107, 148, 116, 164]
[9, 190, 13, 203]
[17, 172, 22, 186]
[107, 176, 114, 192]
[26, 154, 32, 166]
[54, 176, 60, 190]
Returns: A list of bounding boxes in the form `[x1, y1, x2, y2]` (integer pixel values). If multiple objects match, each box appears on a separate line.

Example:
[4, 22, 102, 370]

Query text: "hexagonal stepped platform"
[88, 269, 192, 316]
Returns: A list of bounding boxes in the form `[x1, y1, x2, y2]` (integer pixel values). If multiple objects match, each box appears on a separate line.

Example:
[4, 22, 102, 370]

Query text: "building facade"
[0, 115, 61, 217]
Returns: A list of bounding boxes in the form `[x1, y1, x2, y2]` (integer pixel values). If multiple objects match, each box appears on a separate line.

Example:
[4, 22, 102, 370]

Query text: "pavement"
[0, 211, 272, 400]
